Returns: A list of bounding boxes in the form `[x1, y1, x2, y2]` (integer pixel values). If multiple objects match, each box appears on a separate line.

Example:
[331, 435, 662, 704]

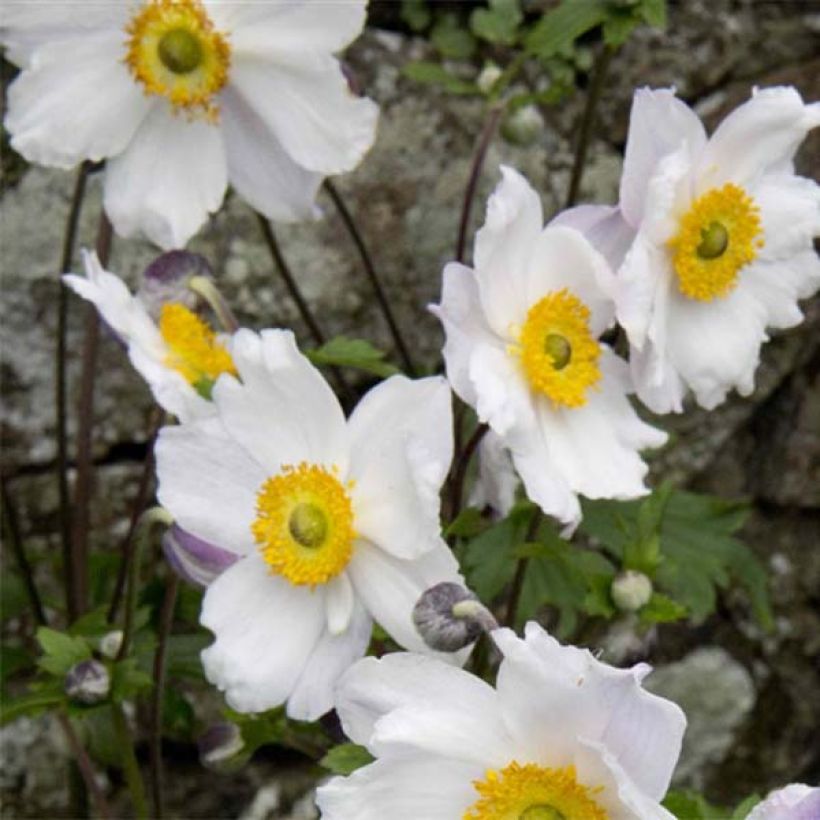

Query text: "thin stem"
[323, 179, 416, 375]
[57, 712, 112, 819]
[111, 703, 149, 820]
[448, 422, 489, 525]
[1, 480, 47, 625]
[57, 162, 90, 620]
[70, 211, 113, 619]
[504, 508, 542, 628]
[150, 574, 179, 820]
[456, 104, 504, 263]
[565, 45, 614, 209]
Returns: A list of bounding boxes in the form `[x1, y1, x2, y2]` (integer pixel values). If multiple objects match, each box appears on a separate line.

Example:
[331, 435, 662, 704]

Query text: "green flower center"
[288, 503, 329, 549]
[696, 221, 729, 260]
[543, 333, 572, 370]
[158, 28, 203, 74]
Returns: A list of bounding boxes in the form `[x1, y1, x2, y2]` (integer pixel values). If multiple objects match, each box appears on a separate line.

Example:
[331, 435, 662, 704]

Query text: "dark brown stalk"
[70, 211, 113, 619]
[149, 574, 179, 819]
[57, 712, 113, 819]
[57, 162, 90, 619]
[448, 422, 489, 525]
[323, 179, 416, 375]
[565, 45, 614, 209]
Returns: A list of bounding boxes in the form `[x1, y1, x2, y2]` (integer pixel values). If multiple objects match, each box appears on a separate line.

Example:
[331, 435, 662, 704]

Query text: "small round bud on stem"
[413, 582, 498, 652]
[198, 722, 245, 771]
[139, 250, 212, 319]
[98, 630, 124, 659]
[611, 570, 653, 613]
[501, 105, 544, 147]
[65, 660, 110, 705]
[477, 63, 503, 94]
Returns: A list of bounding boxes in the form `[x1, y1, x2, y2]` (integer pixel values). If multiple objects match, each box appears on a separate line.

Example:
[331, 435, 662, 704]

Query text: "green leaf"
[306, 337, 400, 378]
[110, 658, 153, 703]
[602, 7, 640, 46]
[639, 592, 687, 625]
[445, 507, 489, 539]
[36, 627, 92, 676]
[470, 0, 523, 45]
[1, 572, 30, 622]
[638, 0, 667, 28]
[0, 687, 65, 725]
[730, 795, 761, 819]
[663, 790, 730, 819]
[400, 0, 431, 32]
[431, 14, 476, 59]
[402, 62, 479, 96]
[68, 607, 112, 639]
[320, 743, 374, 776]
[525, 0, 608, 58]
[165, 633, 211, 681]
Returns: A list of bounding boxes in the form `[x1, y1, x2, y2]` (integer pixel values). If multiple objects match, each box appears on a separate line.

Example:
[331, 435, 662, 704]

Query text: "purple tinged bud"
[65, 660, 110, 705]
[413, 582, 497, 652]
[138, 250, 213, 320]
[198, 723, 245, 771]
[162, 525, 238, 588]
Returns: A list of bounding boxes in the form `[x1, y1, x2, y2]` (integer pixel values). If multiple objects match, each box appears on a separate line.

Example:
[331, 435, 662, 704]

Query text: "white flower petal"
[346, 538, 462, 658]
[474, 166, 543, 333]
[347, 376, 452, 561]
[525, 225, 616, 336]
[468, 430, 519, 519]
[430, 262, 500, 408]
[550, 204, 636, 272]
[696, 87, 820, 191]
[200, 554, 325, 713]
[619, 88, 707, 228]
[156, 418, 265, 555]
[212, 329, 349, 475]
[6, 30, 150, 169]
[334, 652, 500, 748]
[754, 173, 820, 262]
[229, 50, 377, 175]
[326, 572, 355, 636]
[286, 596, 372, 722]
[629, 337, 687, 415]
[317, 755, 481, 820]
[220, 84, 323, 223]
[747, 784, 820, 820]
[104, 105, 227, 249]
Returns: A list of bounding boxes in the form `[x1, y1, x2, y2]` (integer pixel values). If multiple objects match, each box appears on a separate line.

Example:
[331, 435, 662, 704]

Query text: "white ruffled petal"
[468, 431, 519, 519]
[696, 87, 820, 191]
[326, 572, 355, 636]
[747, 784, 820, 820]
[200, 554, 325, 713]
[103, 105, 227, 249]
[156, 417, 266, 555]
[212, 329, 349, 475]
[549, 205, 636, 273]
[220, 85, 323, 223]
[629, 337, 687, 415]
[6, 30, 150, 169]
[347, 376, 452, 561]
[229, 50, 377, 175]
[754, 173, 820, 262]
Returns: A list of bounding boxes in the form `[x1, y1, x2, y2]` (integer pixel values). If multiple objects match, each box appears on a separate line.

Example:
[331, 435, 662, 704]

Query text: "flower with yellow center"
[155, 329, 464, 720]
[568, 87, 820, 413]
[64, 250, 231, 422]
[432, 166, 666, 531]
[317, 621, 686, 820]
[3, 1, 379, 248]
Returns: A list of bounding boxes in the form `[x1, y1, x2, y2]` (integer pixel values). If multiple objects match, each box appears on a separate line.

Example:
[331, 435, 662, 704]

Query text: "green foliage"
[400, 0, 431, 33]
[110, 657, 152, 703]
[36, 627, 91, 676]
[470, 0, 523, 46]
[431, 14, 476, 60]
[165, 632, 211, 681]
[639, 593, 687, 625]
[401, 62, 479, 96]
[0, 686, 64, 726]
[581, 488, 774, 629]
[320, 743, 375, 775]
[663, 789, 761, 819]
[306, 337, 400, 378]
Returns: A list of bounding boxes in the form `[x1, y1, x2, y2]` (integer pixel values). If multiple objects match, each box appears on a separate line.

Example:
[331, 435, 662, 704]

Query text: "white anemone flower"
[317, 621, 686, 819]
[154, 328, 463, 719]
[431, 166, 667, 530]
[64, 249, 235, 421]
[1, 0, 378, 249]
[559, 87, 820, 413]
[746, 784, 819, 820]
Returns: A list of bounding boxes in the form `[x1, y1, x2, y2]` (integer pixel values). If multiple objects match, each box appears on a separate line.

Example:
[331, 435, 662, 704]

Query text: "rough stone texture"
[2, 1, 820, 816]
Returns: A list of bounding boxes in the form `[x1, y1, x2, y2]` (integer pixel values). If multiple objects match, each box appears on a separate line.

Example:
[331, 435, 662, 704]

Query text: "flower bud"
[413, 582, 497, 652]
[98, 630, 124, 659]
[138, 250, 213, 320]
[477, 63, 502, 94]
[162, 524, 238, 588]
[65, 660, 110, 705]
[198, 722, 245, 772]
[500, 105, 544, 147]
[611, 570, 653, 613]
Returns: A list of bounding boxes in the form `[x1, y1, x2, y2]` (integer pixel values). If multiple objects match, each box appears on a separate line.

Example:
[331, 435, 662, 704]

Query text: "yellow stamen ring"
[125, 0, 230, 120]
[252, 463, 356, 587]
[669, 183, 763, 302]
[513, 289, 601, 408]
[464, 762, 608, 820]
[158, 302, 236, 396]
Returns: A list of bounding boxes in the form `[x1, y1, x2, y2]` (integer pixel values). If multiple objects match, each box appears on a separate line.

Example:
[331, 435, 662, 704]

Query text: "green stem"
[111, 703, 148, 820]
[504, 508, 542, 628]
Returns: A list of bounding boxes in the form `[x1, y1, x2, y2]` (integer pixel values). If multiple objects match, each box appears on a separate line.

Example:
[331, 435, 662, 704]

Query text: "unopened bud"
[500, 105, 544, 146]
[65, 660, 110, 705]
[413, 582, 498, 652]
[477, 63, 503, 94]
[198, 722, 245, 771]
[98, 630, 124, 659]
[138, 250, 213, 320]
[163, 524, 238, 588]
[611, 571, 653, 613]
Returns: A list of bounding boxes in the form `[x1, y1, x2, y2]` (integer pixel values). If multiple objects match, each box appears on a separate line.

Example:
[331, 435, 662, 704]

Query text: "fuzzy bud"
[413, 582, 498, 652]
[98, 630, 124, 659]
[138, 250, 213, 320]
[477, 63, 503, 94]
[500, 105, 544, 147]
[65, 660, 110, 705]
[611, 570, 653, 613]
[198, 723, 245, 772]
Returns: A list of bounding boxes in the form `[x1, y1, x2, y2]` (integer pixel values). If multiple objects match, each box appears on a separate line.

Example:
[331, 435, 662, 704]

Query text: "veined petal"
[326, 572, 355, 635]
[550, 205, 636, 273]
[162, 525, 239, 588]
[220, 84, 323, 223]
[104, 104, 227, 249]
[212, 329, 349, 475]
[629, 337, 687, 415]
[200, 553, 325, 713]
[473, 166, 543, 334]
[696, 87, 820, 191]
[6, 29, 150, 169]
[347, 376, 452, 561]
[229, 50, 377, 175]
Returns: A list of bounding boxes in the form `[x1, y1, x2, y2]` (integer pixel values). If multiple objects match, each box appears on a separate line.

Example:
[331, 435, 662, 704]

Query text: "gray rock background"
[2, 1, 819, 816]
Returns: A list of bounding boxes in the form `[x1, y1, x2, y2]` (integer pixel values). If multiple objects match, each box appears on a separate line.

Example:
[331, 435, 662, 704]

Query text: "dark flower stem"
[58, 712, 112, 819]
[57, 162, 90, 620]
[565, 45, 614, 209]
[448, 422, 489, 525]
[323, 179, 416, 375]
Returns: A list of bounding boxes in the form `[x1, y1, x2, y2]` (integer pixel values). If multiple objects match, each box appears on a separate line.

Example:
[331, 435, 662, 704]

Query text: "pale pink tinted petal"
[550, 205, 636, 272]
